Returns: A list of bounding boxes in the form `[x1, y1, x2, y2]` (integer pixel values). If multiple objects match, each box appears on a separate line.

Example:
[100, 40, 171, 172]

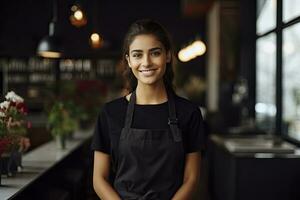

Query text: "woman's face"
[126, 34, 171, 87]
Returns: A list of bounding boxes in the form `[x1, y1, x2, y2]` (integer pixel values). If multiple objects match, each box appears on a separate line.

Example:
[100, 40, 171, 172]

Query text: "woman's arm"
[93, 151, 121, 200]
[171, 152, 201, 200]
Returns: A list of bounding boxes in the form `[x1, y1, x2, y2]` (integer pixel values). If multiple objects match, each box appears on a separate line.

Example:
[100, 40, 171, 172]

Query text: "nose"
[141, 54, 152, 67]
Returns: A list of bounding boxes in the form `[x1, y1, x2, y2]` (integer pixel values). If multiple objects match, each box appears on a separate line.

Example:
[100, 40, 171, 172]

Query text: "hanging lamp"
[69, 1, 87, 28]
[37, 0, 62, 58]
[89, 0, 103, 49]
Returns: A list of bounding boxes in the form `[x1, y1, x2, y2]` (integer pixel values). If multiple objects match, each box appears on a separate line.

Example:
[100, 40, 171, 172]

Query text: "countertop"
[210, 134, 300, 158]
[0, 129, 92, 200]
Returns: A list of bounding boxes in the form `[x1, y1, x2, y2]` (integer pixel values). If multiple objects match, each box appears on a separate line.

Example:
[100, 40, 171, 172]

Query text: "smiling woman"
[91, 19, 205, 200]
[125, 34, 171, 89]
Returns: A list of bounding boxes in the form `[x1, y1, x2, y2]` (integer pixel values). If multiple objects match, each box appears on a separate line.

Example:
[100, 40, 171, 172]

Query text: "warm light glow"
[90, 32, 103, 49]
[178, 39, 206, 62]
[38, 51, 61, 58]
[70, 5, 87, 27]
[191, 40, 206, 56]
[91, 33, 100, 42]
[178, 49, 190, 62]
[69, 4, 87, 27]
[74, 10, 83, 20]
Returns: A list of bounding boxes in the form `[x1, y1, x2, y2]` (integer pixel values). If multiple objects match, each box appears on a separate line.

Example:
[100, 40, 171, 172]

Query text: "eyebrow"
[130, 47, 162, 54]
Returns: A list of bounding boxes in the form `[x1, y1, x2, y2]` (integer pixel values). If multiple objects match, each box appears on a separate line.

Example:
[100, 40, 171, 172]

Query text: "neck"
[135, 83, 168, 105]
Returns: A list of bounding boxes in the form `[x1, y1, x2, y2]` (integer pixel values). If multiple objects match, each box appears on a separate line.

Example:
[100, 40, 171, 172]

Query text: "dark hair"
[120, 19, 175, 93]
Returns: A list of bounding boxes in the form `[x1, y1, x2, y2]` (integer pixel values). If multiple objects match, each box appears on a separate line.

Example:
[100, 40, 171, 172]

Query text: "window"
[283, 24, 300, 140]
[283, 0, 300, 22]
[256, 0, 300, 143]
[257, 0, 277, 35]
[256, 34, 276, 132]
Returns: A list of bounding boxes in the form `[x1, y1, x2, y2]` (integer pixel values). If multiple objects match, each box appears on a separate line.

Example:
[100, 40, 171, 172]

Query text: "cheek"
[128, 60, 140, 69]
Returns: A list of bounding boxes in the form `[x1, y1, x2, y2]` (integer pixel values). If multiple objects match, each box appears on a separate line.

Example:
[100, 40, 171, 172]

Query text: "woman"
[92, 19, 205, 200]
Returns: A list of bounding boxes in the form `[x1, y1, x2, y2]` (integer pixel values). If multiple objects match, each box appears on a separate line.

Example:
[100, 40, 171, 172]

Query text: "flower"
[0, 91, 30, 153]
[0, 101, 10, 109]
[0, 111, 5, 117]
[5, 91, 24, 103]
[0, 137, 11, 156]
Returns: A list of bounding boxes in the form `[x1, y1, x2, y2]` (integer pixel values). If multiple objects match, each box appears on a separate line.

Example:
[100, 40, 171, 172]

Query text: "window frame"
[255, 0, 300, 144]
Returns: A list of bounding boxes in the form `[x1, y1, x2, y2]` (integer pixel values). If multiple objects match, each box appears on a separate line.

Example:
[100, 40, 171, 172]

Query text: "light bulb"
[90, 32, 103, 49]
[74, 10, 83, 20]
[91, 33, 100, 42]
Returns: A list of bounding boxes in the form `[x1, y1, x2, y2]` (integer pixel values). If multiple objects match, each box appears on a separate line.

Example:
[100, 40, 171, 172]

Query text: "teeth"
[140, 69, 155, 72]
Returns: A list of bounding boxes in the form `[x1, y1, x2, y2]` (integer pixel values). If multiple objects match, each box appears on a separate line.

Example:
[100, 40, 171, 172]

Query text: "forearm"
[171, 180, 198, 200]
[93, 178, 121, 200]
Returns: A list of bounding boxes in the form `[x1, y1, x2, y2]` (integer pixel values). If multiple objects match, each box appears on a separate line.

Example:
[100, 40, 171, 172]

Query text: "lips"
[139, 69, 157, 77]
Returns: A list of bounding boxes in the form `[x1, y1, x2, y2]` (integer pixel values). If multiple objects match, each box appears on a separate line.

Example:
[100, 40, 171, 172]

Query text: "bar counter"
[0, 129, 92, 200]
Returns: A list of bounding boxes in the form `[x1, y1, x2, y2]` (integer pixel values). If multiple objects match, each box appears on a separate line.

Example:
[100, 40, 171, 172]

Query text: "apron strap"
[124, 90, 136, 129]
[167, 90, 182, 142]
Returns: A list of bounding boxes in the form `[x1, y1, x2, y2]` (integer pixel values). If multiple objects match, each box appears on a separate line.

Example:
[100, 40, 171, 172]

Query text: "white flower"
[0, 101, 10, 109]
[5, 91, 24, 103]
[0, 111, 5, 117]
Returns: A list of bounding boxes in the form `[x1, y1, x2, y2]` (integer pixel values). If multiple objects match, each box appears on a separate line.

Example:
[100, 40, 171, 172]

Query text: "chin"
[138, 78, 163, 86]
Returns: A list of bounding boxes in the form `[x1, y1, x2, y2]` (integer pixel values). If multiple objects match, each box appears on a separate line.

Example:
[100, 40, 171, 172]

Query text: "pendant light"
[89, 0, 103, 49]
[69, 1, 87, 28]
[37, 0, 62, 58]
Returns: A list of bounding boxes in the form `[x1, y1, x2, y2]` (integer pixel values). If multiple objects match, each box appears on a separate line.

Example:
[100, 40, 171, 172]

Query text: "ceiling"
[0, 0, 211, 57]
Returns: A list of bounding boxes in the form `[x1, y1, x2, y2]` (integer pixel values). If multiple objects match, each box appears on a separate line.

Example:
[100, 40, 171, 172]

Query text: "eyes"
[131, 50, 162, 59]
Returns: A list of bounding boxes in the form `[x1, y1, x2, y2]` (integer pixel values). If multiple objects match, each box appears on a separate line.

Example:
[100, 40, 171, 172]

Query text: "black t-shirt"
[91, 94, 205, 154]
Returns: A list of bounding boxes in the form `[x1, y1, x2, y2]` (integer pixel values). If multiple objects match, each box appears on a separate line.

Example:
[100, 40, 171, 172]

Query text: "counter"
[209, 134, 300, 200]
[0, 129, 92, 200]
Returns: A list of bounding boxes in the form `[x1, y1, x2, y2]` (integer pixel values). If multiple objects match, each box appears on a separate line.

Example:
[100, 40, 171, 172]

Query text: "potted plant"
[0, 91, 30, 180]
[47, 101, 77, 149]
[0, 116, 10, 185]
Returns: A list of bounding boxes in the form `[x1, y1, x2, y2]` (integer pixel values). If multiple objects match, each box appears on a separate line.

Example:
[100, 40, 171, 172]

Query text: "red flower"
[0, 137, 11, 156]
[16, 102, 28, 114]
[10, 101, 16, 107]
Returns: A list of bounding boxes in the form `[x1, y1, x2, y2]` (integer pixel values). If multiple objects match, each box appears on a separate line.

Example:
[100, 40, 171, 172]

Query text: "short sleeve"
[185, 108, 205, 153]
[91, 107, 111, 154]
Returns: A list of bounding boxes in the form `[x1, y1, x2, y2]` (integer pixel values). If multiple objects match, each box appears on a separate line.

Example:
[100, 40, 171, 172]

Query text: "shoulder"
[101, 96, 128, 118]
[105, 96, 127, 108]
[173, 94, 203, 127]
[174, 94, 200, 113]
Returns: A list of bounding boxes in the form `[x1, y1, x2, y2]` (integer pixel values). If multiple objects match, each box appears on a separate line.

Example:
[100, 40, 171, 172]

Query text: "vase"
[56, 135, 66, 150]
[0, 149, 19, 177]
[0, 153, 13, 177]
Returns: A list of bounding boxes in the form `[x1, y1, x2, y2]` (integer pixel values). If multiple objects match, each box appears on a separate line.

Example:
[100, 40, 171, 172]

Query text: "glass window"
[283, 23, 300, 141]
[256, 33, 276, 132]
[283, 0, 300, 23]
[257, 0, 277, 35]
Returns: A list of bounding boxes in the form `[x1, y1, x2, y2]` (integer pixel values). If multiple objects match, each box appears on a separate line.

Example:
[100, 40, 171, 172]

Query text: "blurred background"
[1, 0, 300, 200]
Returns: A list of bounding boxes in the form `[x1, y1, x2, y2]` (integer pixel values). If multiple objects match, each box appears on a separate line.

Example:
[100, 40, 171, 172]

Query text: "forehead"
[129, 34, 164, 51]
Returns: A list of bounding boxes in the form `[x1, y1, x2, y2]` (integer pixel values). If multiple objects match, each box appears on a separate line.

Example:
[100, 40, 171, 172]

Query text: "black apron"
[112, 90, 185, 200]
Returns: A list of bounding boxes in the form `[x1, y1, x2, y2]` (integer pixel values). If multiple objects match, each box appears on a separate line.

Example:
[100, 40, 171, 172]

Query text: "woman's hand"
[93, 151, 122, 200]
[171, 152, 201, 200]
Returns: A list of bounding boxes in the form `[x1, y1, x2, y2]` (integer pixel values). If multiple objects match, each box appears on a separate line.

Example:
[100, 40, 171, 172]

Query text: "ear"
[166, 51, 171, 63]
[126, 54, 132, 68]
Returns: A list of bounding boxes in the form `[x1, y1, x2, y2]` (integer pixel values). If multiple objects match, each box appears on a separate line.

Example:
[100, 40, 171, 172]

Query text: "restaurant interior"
[1, 0, 300, 199]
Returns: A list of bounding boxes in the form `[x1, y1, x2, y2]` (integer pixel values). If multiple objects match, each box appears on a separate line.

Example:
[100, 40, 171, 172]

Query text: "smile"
[139, 69, 157, 72]
[139, 69, 157, 77]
